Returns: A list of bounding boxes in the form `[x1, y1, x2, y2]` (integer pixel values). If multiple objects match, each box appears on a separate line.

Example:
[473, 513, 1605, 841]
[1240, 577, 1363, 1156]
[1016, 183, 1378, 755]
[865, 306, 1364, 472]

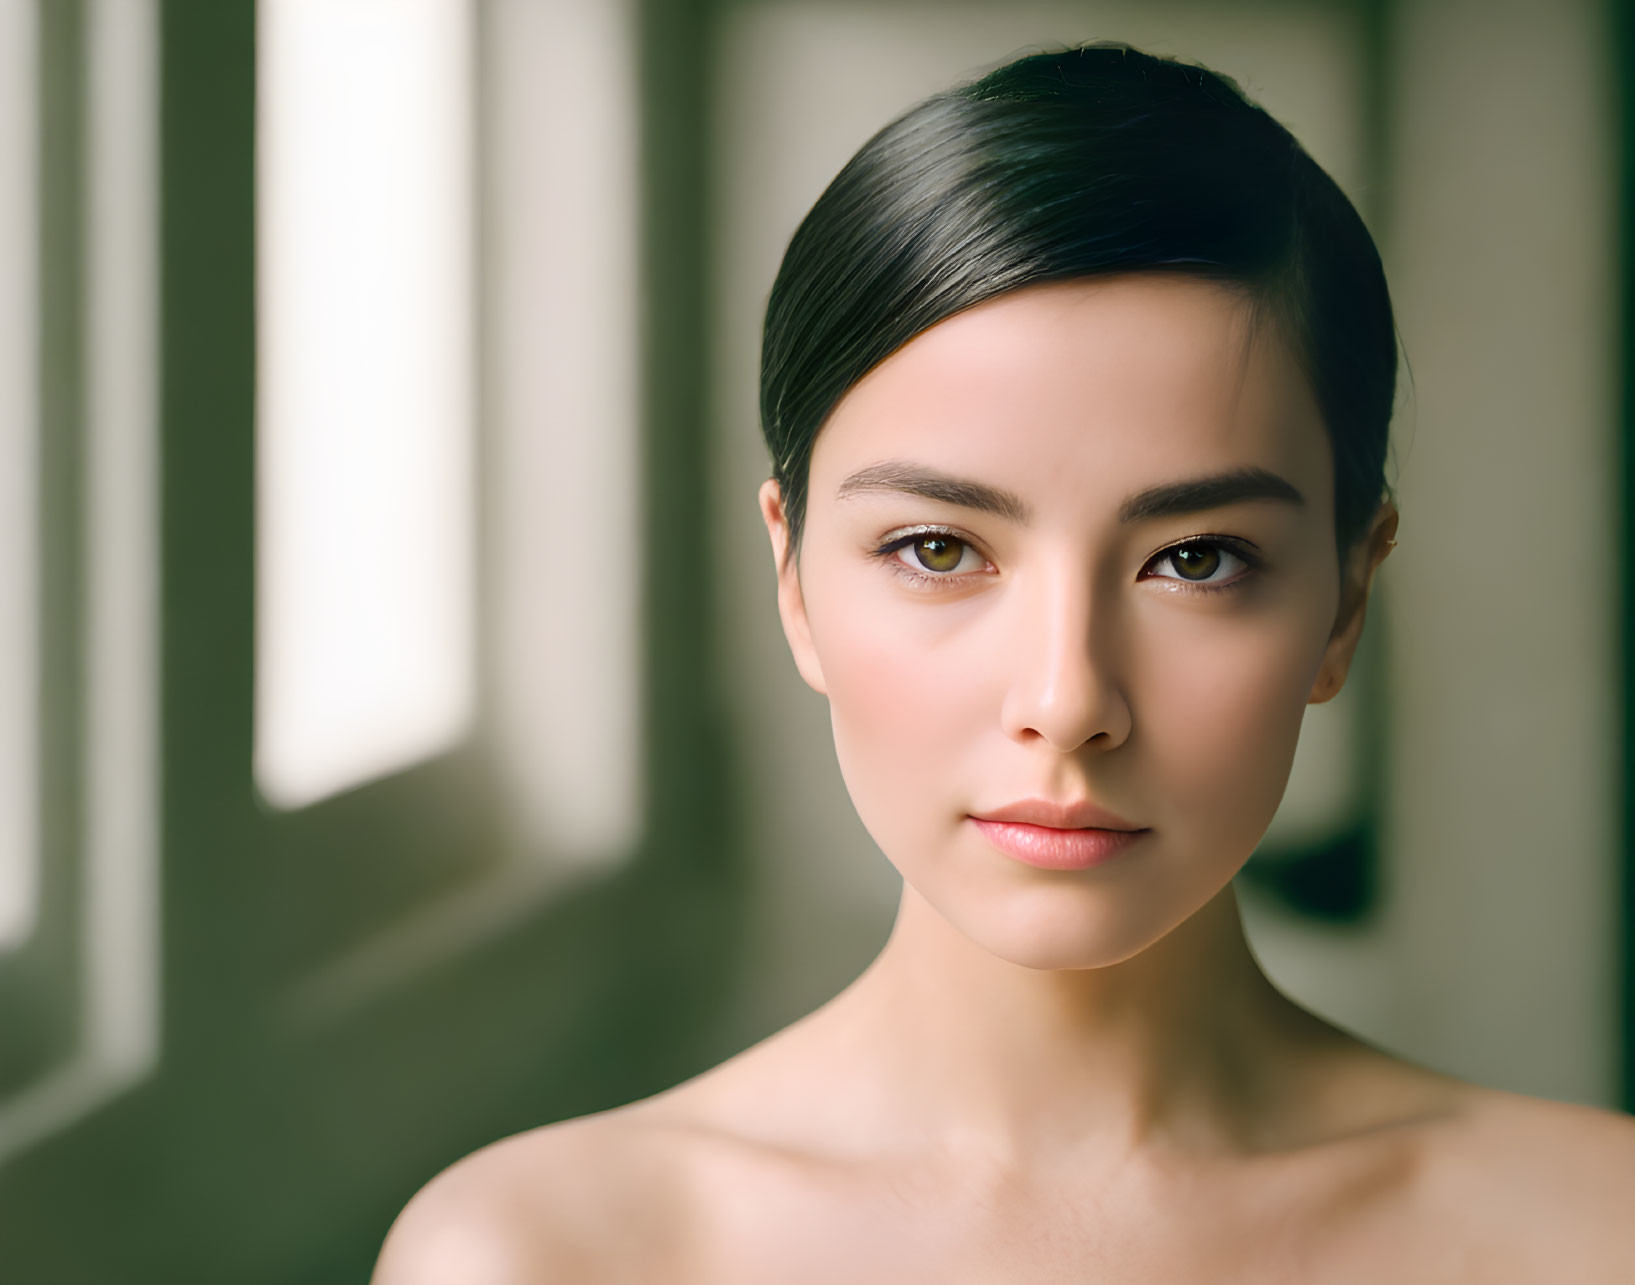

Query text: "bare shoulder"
[1419, 1085, 1635, 1279]
[370, 1106, 704, 1285]
[370, 1136, 551, 1285]
[1444, 1086, 1635, 1189]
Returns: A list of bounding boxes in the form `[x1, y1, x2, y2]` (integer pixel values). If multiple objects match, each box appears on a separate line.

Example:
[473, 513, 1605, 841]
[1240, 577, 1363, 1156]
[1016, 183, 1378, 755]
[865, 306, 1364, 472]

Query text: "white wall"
[1378, 0, 1618, 1104]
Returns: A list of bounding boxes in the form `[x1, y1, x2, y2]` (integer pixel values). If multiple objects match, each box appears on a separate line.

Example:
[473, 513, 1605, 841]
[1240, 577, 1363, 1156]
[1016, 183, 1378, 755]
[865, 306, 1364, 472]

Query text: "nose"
[998, 565, 1133, 754]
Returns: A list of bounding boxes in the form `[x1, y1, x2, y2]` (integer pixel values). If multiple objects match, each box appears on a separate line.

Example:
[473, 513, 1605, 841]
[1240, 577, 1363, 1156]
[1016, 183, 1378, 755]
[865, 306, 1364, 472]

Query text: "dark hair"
[759, 41, 1397, 573]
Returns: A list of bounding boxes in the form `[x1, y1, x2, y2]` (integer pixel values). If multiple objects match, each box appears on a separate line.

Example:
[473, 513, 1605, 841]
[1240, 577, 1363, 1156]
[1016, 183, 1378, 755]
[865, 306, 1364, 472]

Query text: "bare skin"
[373, 277, 1635, 1283]
[373, 908, 1635, 1283]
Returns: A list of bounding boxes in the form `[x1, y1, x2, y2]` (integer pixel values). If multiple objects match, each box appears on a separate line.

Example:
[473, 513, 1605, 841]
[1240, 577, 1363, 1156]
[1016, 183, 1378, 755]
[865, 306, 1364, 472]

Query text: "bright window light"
[255, 0, 476, 809]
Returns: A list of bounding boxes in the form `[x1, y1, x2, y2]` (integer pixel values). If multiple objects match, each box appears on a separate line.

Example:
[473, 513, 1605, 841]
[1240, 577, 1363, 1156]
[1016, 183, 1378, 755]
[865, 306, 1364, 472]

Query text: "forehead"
[810, 275, 1331, 524]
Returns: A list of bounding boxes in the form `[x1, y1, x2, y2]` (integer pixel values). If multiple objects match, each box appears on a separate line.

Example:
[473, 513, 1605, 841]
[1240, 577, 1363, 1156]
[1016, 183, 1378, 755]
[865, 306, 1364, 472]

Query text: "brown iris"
[1171, 543, 1220, 580]
[913, 535, 965, 573]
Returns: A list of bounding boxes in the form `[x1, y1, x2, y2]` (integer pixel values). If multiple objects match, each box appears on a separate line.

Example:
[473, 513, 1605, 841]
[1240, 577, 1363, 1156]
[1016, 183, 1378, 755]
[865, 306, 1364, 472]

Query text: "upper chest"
[647, 1131, 1523, 1285]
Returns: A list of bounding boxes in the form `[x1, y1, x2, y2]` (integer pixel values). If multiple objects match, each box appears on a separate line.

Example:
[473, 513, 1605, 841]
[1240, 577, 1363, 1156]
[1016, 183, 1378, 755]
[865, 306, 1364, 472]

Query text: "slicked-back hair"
[759, 41, 1397, 573]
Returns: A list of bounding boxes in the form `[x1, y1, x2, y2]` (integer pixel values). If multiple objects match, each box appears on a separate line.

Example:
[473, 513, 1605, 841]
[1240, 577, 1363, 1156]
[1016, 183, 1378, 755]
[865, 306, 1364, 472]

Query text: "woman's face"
[760, 274, 1392, 971]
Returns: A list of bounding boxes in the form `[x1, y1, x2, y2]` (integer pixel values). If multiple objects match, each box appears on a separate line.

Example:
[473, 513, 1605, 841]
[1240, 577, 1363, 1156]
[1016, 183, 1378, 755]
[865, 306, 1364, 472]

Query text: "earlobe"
[757, 478, 828, 696]
[1307, 586, 1365, 706]
[1307, 664, 1342, 705]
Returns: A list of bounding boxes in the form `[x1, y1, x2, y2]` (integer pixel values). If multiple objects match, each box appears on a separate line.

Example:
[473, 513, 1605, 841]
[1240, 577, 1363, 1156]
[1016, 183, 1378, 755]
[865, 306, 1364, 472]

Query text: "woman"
[375, 41, 1635, 1282]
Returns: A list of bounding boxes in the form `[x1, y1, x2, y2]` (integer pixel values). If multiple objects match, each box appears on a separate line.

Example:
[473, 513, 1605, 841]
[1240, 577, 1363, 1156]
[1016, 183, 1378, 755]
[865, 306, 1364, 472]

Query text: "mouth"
[967, 817, 1149, 870]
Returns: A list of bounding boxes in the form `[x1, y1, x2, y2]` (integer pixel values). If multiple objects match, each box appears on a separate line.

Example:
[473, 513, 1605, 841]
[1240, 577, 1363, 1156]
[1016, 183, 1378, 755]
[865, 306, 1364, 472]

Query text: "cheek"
[808, 589, 980, 864]
[1135, 602, 1325, 850]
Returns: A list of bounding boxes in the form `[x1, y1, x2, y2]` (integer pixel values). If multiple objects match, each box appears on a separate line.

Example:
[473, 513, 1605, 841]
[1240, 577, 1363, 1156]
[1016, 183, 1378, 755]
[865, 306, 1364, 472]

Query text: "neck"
[807, 879, 1314, 1170]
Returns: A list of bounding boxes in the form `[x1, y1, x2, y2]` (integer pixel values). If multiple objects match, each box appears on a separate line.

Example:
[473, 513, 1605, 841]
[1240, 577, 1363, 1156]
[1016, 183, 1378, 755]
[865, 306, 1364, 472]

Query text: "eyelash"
[867, 525, 1266, 595]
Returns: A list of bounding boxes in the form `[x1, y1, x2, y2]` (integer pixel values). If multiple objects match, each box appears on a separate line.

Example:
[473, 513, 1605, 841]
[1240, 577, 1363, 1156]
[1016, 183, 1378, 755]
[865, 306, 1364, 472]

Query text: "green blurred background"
[0, 0, 1630, 1280]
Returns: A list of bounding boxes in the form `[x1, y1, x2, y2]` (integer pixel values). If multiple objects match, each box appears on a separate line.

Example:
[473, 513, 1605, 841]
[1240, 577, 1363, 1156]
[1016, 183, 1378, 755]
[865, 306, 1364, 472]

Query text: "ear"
[758, 478, 827, 696]
[1308, 500, 1399, 705]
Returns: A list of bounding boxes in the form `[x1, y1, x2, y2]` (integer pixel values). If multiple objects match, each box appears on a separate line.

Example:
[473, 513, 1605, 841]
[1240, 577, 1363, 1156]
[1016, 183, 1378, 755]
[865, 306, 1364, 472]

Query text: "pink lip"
[968, 817, 1147, 870]
[971, 796, 1142, 830]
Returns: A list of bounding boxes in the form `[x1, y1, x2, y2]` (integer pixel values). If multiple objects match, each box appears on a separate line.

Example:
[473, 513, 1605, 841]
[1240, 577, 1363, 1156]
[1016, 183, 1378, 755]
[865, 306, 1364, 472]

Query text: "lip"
[970, 797, 1143, 831]
[967, 797, 1148, 872]
[968, 817, 1148, 871]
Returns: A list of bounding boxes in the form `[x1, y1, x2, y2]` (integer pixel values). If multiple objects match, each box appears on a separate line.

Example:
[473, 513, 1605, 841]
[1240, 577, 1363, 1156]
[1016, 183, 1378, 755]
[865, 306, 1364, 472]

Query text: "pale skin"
[373, 276, 1635, 1283]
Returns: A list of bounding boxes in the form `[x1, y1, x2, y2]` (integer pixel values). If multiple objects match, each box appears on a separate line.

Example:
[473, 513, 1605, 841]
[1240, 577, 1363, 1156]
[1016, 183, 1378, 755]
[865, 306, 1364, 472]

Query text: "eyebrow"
[834, 460, 1306, 525]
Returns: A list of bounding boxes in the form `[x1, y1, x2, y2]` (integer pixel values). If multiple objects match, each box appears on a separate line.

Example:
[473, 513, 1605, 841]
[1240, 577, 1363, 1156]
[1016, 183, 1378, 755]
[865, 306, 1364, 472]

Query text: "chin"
[936, 884, 1192, 972]
[990, 938, 1150, 972]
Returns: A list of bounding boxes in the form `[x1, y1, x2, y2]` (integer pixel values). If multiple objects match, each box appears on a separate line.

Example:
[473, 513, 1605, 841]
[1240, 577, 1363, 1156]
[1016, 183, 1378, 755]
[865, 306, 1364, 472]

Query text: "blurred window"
[0, 0, 161, 1166]
[83, 0, 162, 1082]
[0, 0, 38, 953]
[486, 0, 643, 864]
[255, 0, 477, 810]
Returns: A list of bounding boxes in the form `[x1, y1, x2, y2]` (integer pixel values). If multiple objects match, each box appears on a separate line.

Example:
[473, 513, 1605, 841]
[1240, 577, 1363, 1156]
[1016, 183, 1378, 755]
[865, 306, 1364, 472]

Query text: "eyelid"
[878, 521, 983, 546]
[1147, 532, 1263, 564]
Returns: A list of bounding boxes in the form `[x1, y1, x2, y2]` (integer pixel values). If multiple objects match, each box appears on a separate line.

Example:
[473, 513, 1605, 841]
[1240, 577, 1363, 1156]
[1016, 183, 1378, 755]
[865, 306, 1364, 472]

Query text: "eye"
[1143, 537, 1262, 592]
[871, 526, 990, 588]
